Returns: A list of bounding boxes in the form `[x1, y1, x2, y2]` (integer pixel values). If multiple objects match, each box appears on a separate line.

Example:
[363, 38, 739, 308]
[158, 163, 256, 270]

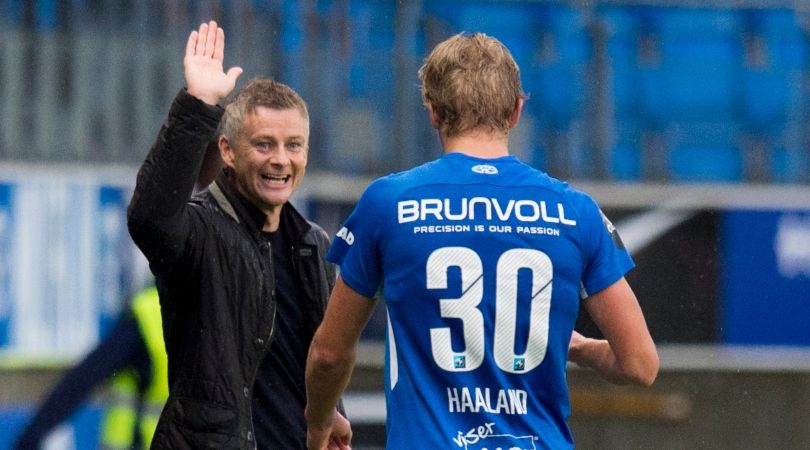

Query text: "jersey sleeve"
[326, 180, 386, 299]
[579, 195, 635, 297]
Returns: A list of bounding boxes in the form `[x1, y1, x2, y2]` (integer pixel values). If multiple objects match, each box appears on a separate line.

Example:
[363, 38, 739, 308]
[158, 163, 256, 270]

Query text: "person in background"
[127, 21, 339, 449]
[13, 286, 166, 450]
[304, 32, 659, 449]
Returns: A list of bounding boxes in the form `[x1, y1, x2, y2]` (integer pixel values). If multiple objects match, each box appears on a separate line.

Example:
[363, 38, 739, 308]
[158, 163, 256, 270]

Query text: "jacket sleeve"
[127, 89, 223, 275]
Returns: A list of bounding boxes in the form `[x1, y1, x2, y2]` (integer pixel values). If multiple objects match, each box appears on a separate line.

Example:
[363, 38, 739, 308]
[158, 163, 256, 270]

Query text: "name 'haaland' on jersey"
[397, 197, 577, 228]
[447, 386, 528, 415]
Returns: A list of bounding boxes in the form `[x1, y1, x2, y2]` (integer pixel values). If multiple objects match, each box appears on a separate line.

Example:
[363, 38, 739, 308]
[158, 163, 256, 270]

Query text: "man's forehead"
[244, 107, 309, 132]
[248, 105, 308, 121]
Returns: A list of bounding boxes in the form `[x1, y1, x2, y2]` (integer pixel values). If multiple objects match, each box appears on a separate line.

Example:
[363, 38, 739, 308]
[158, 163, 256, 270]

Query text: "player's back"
[331, 152, 632, 449]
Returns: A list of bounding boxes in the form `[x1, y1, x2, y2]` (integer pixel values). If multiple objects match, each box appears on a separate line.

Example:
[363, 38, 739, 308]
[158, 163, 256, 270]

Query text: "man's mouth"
[261, 174, 291, 184]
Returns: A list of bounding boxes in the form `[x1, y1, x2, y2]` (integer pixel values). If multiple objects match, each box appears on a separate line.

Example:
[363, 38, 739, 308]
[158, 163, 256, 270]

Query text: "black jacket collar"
[211, 170, 312, 242]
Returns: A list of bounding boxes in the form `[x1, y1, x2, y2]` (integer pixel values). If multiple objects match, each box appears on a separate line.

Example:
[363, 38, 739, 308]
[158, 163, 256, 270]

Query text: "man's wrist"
[186, 87, 221, 106]
[305, 406, 331, 430]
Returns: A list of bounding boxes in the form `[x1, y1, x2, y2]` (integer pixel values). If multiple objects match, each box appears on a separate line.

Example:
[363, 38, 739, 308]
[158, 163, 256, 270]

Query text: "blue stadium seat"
[749, 9, 808, 70]
[741, 70, 795, 134]
[741, 9, 807, 134]
[667, 120, 743, 181]
[524, 5, 590, 127]
[656, 8, 743, 65]
[279, 0, 306, 85]
[771, 144, 809, 183]
[611, 143, 643, 181]
[637, 8, 745, 125]
[346, 0, 397, 105]
[599, 5, 643, 121]
[610, 120, 643, 181]
[596, 6, 646, 180]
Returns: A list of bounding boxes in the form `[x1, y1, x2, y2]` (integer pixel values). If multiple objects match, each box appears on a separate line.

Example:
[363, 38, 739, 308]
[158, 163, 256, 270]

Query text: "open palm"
[184, 21, 243, 105]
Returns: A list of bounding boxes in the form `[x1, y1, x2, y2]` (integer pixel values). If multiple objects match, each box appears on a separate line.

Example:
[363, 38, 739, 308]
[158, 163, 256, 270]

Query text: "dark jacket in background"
[128, 89, 336, 449]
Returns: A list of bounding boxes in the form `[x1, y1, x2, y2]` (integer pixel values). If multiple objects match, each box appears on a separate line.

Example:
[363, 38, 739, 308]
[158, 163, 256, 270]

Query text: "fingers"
[327, 438, 350, 450]
[194, 22, 208, 56]
[204, 20, 218, 57]
[185, 30, 198, 59]
[330, 436, 351, 450]
[189, 21, 222, 59]
[226, 66, 244, 84]
[213, 27, 225, 62]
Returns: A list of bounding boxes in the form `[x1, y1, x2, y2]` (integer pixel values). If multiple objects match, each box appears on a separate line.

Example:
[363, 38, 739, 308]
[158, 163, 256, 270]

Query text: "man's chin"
[260, 195, 290, 210]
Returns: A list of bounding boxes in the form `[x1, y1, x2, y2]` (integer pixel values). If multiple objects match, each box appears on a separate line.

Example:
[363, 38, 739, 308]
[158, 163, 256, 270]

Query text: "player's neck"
[442, 131, 510, 159]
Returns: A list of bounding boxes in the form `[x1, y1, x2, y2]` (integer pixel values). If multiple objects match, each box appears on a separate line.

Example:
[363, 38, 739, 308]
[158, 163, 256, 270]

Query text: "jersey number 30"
[427, 247, 552, 374]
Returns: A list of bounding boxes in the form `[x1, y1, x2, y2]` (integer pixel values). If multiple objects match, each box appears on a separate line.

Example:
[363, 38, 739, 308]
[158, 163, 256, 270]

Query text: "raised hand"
[184, 21, 243, 106]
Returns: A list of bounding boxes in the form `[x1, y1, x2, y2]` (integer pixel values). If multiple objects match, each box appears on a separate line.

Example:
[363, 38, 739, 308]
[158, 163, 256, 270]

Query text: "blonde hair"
[419, 33, 524, 138]
[220, 78, 309, 142]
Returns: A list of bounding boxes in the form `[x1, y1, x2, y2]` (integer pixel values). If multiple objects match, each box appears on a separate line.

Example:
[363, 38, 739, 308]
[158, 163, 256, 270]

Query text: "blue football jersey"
[328, 153, 634, 449]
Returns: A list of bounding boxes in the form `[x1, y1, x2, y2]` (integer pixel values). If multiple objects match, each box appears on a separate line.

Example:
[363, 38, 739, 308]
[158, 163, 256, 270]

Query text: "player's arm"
[568, 277, 659, 386]
[305, 277, 376, 450]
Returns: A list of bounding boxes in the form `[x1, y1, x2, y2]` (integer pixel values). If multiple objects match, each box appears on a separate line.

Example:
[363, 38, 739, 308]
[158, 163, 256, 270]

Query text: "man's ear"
[426, 102, 441, 129]
[219, 135, 235, 168]
[509, 97, 525, 129]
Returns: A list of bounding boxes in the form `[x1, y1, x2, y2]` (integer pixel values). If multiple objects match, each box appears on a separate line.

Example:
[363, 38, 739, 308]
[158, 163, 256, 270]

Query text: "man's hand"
[306, 408, 352, 450]
[568, 330, 598, 368]
[184, 21, 243, 106]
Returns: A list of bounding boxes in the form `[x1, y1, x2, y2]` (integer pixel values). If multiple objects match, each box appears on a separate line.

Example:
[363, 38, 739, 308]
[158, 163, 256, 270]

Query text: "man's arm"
[305, 277, 377, 450]
[568, 277, 659, 386]
[127, 21, 241, 268]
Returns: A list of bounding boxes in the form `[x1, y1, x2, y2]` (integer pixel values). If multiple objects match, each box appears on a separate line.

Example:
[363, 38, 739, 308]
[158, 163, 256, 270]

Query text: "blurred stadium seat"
[633, 7, 746, 181]
[740, 8, 809, 182]
[2, 0, 807, 182]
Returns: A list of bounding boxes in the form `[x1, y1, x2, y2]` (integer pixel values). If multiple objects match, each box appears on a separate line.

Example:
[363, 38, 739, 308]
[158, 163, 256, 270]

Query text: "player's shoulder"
[362, 159, 441, 198]
[530, 171, 603, 215]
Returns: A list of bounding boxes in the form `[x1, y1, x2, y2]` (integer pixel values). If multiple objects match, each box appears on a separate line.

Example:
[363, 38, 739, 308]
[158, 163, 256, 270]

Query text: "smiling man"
[218, 82, 310, 229]
[128, 21, 338, 449]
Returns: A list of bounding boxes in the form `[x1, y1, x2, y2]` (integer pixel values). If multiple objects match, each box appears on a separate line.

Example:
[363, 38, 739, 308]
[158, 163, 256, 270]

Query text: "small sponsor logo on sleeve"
[599, 209, 625, 249]
[336, 226, 354, 245]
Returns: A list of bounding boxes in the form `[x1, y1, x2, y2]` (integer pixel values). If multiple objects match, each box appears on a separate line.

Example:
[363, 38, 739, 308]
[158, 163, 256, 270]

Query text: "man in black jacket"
[127, 21, 341, 449]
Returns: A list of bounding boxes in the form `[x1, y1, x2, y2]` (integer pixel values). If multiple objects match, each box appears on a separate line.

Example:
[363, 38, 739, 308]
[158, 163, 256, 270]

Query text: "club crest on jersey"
[471, 164, 498, 175]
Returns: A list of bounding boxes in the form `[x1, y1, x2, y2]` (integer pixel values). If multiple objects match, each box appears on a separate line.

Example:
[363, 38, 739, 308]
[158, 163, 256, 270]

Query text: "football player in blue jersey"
[305, 32, 659, 450]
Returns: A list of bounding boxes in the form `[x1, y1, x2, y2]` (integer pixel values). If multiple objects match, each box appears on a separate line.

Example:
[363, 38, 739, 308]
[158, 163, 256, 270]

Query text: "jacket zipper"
[246, 240, 277, 449]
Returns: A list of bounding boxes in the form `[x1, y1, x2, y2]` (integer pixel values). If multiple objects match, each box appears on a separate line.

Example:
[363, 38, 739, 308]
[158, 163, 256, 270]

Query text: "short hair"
[419, 33, 524, 137]
[220, 78, 309, 142]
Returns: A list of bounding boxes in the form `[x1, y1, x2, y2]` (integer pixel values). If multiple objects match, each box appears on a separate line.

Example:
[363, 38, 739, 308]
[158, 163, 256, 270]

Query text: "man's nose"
[268, 148, 290, 165]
